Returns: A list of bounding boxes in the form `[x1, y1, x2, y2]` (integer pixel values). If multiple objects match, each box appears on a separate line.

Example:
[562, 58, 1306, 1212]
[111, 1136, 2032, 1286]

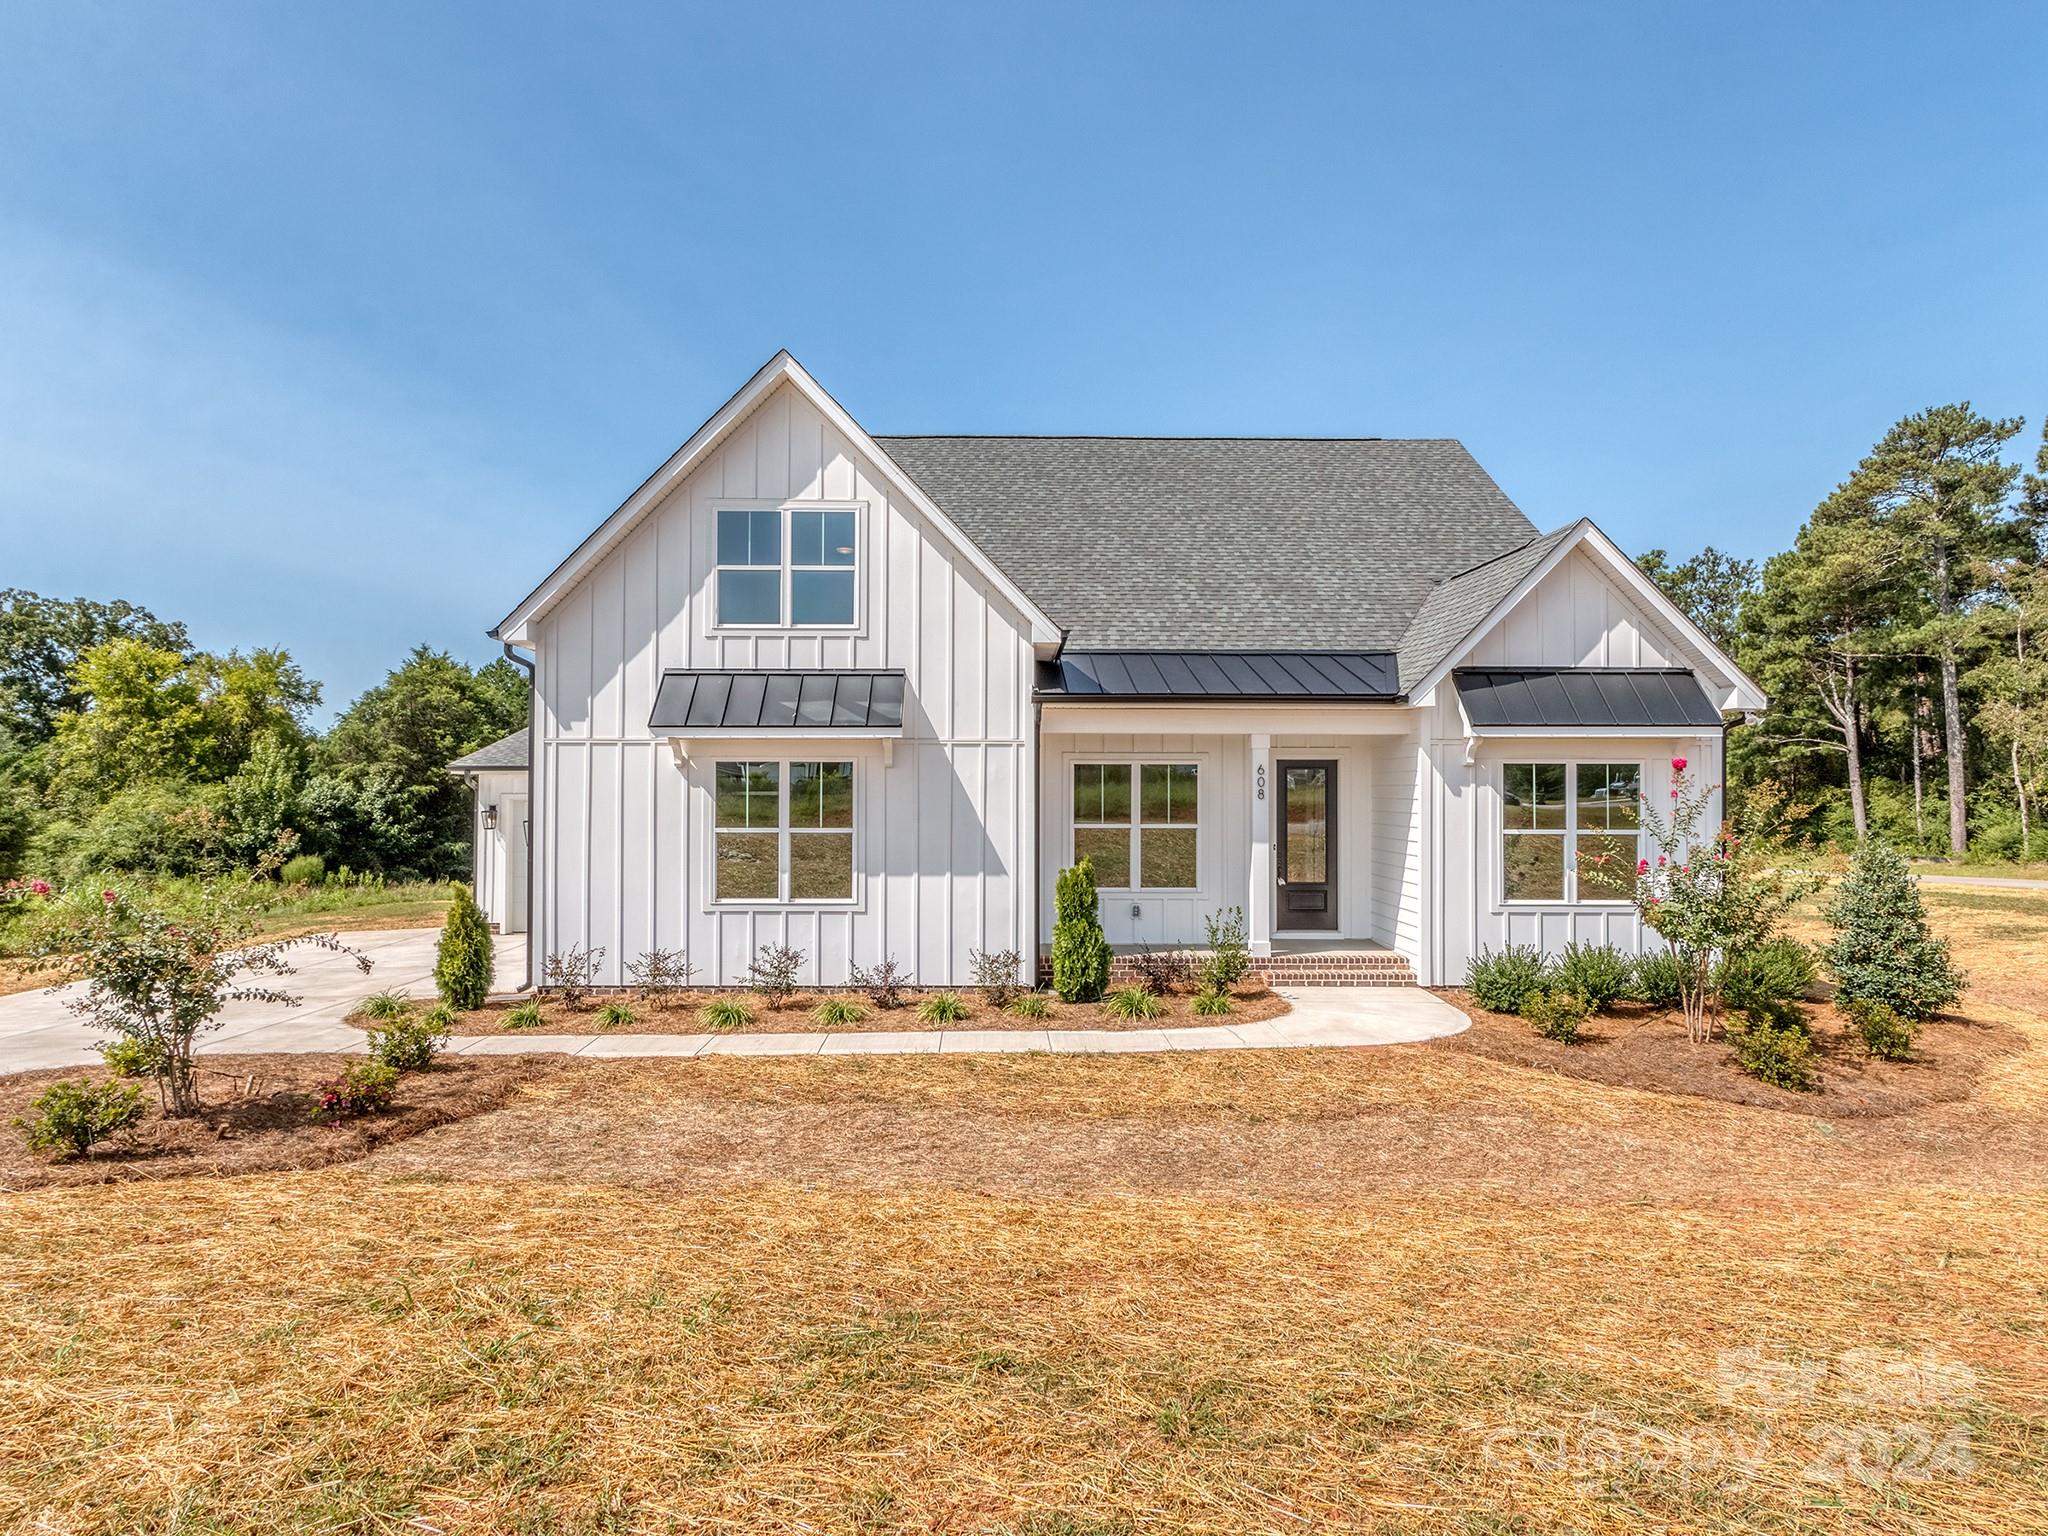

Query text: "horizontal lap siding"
[532, 382, 1033, 987]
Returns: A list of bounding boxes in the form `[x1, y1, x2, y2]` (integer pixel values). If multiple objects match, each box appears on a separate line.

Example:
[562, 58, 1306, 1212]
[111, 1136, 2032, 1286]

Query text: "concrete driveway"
[0, 929, 527, 1075]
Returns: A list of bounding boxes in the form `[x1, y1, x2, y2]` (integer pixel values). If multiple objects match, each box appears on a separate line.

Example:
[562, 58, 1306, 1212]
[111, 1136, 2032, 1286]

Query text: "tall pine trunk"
[1911, 679, 1928, 848]
[1932, 542, 1968, 853]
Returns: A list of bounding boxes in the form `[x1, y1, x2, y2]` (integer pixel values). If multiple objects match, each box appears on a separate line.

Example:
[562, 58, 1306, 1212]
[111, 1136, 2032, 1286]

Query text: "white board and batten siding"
[1416, 546, 1727, 986]
[531, 381, 1037, 988]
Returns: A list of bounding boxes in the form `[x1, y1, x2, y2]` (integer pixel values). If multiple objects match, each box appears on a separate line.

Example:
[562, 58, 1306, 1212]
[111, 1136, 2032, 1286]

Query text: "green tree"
[1821, 841, 1964, 1019]
[1636, 546, 1760, 653]
[1817, 405, 2026, 853]
[435, 882, 495, 1009]
[0, 590, 189, 749]
[1050, 858, 1111, 1003]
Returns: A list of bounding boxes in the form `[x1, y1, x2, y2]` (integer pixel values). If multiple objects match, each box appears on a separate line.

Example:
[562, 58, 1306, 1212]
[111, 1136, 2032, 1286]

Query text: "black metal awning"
[1039, 649, 1400, 701]
[649, 670, 906, 734]
[1453, 668, 1723, 730]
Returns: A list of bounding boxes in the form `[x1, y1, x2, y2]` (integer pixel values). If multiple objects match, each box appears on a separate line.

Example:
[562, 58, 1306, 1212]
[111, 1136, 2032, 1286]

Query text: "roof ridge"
[874, 433, 1466, 445]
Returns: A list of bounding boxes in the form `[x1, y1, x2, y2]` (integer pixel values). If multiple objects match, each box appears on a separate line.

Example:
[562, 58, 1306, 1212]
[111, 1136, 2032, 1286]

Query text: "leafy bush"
[1051, 859, 1111, 1003]
[701, 998, 754, 1032]
[1104, 987, 1165, 1021]
[595, 1001, 637, 1030]
[1553, 943, 1634, 1012]
[746, 945, 806, 1006]
[435, 882, 495, 1010]
[813, 997, 869, 1028]
[917, 992, 970, 1023]
[625, 947, 696, 997]
[1629, 949, 1685, 1009]
[543, 944, 605, 1006]
[969, 947, 1024, 1007]
[1191, 987, 1233, 1016]
[849, 958, 909, 1010]
[1845, 997, 1917, 1061]
[1129, 947, 1194, 995]
[1005, 994, 1052, 1020]
[1821, 841, 1964, 1020]
[1717, 938, 1816, 1030]
[280, 853, 326, 887]
[356, 989, 411, 1022]
[1467, 944, 1550, 1014]
[1731, 1015, 1815, 1092]
[15, 1078, 146, 1158]
[367, 1012, 448, 1072]
[1519, 988, 1590, 1044]
[1201, 906, 1251, 991]
[317, 1060, 399, 1118]
[99, 1035, 162, 1079]
[503, 1001, 544, 1030]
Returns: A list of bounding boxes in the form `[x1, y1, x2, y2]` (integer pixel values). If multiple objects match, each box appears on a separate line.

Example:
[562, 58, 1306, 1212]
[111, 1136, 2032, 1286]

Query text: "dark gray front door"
[1276, 760, 1338, 931]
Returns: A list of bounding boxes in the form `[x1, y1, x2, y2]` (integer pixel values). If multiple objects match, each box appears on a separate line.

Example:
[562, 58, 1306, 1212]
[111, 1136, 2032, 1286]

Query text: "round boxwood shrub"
[1467, 944, 1550, 1014]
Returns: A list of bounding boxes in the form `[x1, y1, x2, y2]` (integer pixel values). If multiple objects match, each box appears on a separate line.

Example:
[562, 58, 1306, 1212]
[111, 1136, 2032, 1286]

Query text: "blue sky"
[4, 2, 2045, 721]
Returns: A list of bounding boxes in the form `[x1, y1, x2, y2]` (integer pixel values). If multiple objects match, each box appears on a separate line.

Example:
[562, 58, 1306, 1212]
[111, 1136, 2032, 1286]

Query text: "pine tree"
[435, 882, 495, 1010]
[1820, 842, 1963, 1020]
[1050, 857, 1111, 1003]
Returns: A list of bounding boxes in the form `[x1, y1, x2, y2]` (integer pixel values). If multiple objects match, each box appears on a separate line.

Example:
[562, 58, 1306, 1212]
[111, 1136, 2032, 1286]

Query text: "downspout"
[501, 639, 537, 992]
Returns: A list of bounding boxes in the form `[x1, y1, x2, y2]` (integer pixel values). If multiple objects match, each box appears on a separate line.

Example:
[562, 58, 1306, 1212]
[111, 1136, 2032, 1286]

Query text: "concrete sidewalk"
[0, 928, 1464, 1073]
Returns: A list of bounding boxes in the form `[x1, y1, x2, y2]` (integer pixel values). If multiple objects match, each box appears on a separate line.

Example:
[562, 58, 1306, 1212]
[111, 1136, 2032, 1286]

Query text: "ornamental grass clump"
[701, 999, 754, 1032]
[917, 992, 970, 1024]
[1005, 994, 1052, 1020]
[1104, 987, 1165, 1021]
[813, 997, 869, 1028]
[1822, 841, 1964, 1020]
[595, 1001, 637, 1031]
[503, 1001, 545, 1030]
[1191, 987, 1234, 1016]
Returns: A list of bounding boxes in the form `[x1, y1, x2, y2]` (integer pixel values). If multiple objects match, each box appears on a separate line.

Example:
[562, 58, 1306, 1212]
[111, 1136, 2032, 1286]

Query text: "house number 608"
[1256, 765, 1266, 801]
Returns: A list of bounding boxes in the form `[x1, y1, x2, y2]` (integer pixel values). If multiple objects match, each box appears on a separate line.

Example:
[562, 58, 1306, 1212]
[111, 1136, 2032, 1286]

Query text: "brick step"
[1039, 951, 1418, 989]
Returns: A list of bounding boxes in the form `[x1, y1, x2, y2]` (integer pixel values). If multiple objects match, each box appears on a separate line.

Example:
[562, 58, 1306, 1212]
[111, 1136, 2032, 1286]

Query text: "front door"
[1276, 760, 1338, 931]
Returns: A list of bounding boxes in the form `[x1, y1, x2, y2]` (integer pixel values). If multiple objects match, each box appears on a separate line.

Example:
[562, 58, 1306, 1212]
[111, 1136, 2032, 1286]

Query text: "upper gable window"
[716, 506, 859, 629]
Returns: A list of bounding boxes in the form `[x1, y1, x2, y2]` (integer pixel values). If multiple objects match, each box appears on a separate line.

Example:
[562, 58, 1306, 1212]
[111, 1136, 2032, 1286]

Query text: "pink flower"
[1670, 788, 1680, 798]
[1672, 757, 1688, 773]
[1657, 855, 1667, 867]
[101, 890, 117, 903]
[28, 879, 49, 896]
[1637, 859, 1650, 875]
[1648, 895, 1660, 905]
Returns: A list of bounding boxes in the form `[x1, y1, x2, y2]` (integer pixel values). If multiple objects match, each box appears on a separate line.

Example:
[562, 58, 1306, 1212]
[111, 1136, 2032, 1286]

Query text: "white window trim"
[1069, 758, 1202, 894]
[710, 757, 860, 907]
[711, 499, 865, 634]
[1500, 759, 1643, 908]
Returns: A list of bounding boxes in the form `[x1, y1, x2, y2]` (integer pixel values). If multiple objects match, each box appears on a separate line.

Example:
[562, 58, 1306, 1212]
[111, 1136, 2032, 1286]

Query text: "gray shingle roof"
[1394, 522, 1580, 693]
[446, 729, 528, 773]
[876, 436, 1540, 655]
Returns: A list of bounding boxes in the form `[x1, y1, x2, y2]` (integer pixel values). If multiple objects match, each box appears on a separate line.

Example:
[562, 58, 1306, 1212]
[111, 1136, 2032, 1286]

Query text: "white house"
[470, 352, 1763, 990]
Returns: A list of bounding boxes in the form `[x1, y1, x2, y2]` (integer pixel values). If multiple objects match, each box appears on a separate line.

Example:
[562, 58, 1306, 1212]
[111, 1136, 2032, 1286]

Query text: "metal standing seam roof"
[648, 670, 907, 733]
[1453, 668, 1724, 730]
[1041, 649, 1400, 700]
[445, 729, 529, 773]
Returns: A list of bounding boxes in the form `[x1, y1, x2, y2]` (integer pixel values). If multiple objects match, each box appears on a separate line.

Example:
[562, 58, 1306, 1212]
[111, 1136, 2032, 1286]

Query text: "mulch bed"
[425, 985, 1292, 1036]
[0, 1052, 565, 1191]
[1431, 991, 2026, 1116]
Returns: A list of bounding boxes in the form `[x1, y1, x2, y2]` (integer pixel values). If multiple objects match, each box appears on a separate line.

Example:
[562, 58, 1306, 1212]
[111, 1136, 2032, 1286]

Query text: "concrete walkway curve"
[0, 928, 1465, 1075]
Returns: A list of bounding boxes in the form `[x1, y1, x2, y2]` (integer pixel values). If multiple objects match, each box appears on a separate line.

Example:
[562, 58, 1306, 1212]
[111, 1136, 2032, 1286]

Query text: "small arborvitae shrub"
[15, 1078, 146, 1158]
[280, 853, 325, 887]
[813, 997, 870, 1028]
[746, 945, 807, 1007]
[1467, 944, 1551, 1014]
[317, 1061, 399, 1119]
[1846, 997, 1917, 1061]
[543, 944, 605, 1006]
[1051, 858, 1111, 1003]
[357, 989, 411, 1022]
[1519, 988, 1590, 1044]
[1717, 939, 1817, 1031]
[849, 958, 909, 1010]
[1005, 994, 1052, 1020]
[917, 992, 970, 1024]
[503, 1001, 545, 1030]
[1202, 906, 1251, 992]
[99, 1036, 162, 1080]
[625, 947, 697, 998]
[969, 947, 1025, 1007]
[1553, 943, 1634, 1012]
[595, 1001, 637, 1030]
[1104, 987, 1166, 1021]
[1629, 949, 1685, 1009]
[435, 882, 495, 1010]
[1191, 987, 1234, 1016]
[1732, 1015, 1816, 1092]
[1822, 841, 1964, 1020]
[1130, 946, 1194, 996]
[701, 998, 754, 1032]
[368, 1012, 449, 1072]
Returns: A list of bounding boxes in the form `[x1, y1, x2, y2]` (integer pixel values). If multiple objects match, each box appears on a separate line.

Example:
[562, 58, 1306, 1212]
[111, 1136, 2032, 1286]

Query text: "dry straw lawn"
[2, 888, 2046, 1533]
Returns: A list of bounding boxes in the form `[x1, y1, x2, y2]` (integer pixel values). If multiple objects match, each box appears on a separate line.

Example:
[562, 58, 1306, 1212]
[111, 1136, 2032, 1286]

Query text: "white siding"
[1368, 731, 1422, 963]
[466, 768, 527, 932]
[530, 380, 1035, 987]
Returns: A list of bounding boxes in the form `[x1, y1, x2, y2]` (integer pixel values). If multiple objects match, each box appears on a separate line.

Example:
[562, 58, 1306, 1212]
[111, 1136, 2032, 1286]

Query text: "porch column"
[1248, 732, 1273, 956]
